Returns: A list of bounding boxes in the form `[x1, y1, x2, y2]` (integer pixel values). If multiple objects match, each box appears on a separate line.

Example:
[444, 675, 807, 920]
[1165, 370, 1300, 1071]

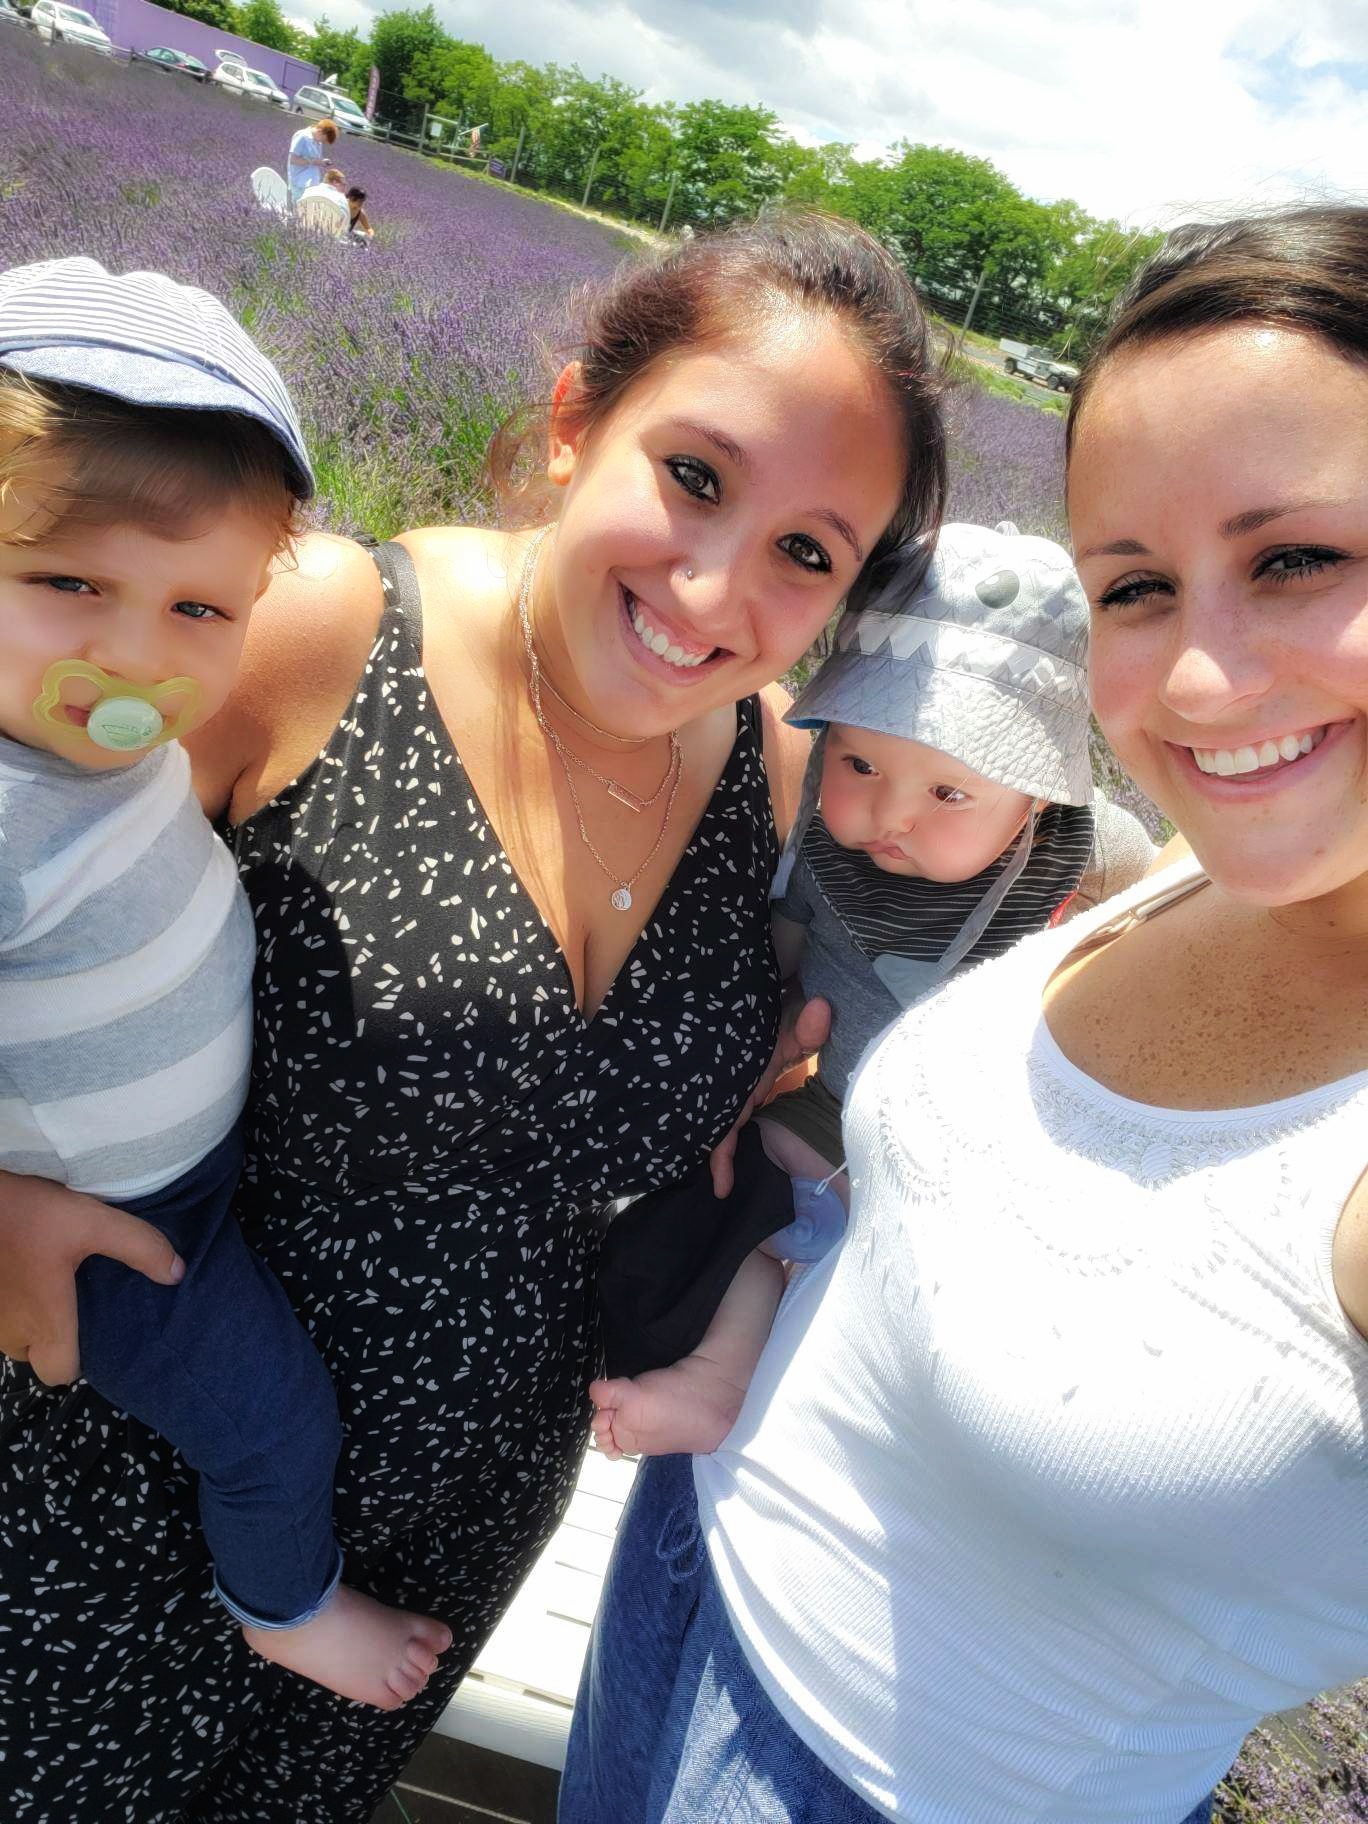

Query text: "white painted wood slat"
[436, 1443, 641, 1771]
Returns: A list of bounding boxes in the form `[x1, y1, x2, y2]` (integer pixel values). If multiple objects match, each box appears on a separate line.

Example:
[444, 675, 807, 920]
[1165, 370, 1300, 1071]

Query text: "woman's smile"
[1186, 723, 1327, 777]
[618, 581, 721, 675]
[1169, 718, 1345, 791]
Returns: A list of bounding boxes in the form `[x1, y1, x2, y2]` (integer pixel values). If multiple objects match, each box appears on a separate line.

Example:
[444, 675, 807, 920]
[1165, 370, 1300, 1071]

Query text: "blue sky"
[291, 0, 1368, 226]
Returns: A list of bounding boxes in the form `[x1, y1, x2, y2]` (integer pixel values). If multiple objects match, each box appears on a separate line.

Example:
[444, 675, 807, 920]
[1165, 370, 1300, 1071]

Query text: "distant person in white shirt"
[294, 167, 350, 230]
[288, 118, 338, 205]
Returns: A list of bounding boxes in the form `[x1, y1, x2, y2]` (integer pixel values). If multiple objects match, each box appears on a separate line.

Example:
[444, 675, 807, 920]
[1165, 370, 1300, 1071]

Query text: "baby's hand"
[709, 992, 830, 1197]
[589, 1388, 632, 1462]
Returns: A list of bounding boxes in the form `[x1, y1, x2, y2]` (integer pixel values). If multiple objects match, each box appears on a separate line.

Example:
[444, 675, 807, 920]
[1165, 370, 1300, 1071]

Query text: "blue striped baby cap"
[0, 256, 314, 499]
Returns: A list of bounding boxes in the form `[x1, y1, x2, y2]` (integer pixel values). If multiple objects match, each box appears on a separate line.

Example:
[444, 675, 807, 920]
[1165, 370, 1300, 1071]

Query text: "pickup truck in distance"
[999, 340, 1080, 393]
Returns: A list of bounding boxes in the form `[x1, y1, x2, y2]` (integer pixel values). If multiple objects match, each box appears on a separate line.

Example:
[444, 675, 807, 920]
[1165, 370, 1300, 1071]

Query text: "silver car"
[292, 83, 373, 135]
[31, 0, 115, 50]
[213, 58, 289, 107]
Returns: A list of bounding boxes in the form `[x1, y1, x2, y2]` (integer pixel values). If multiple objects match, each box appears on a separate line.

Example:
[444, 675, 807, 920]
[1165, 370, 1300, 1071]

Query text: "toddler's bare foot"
[242, 1584, 452, 1709]
[590, 1354, 748, 1460]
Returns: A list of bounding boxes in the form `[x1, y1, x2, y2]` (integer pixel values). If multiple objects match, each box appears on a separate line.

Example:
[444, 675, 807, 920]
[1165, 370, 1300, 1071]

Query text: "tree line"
[158, 0, 1161, 352]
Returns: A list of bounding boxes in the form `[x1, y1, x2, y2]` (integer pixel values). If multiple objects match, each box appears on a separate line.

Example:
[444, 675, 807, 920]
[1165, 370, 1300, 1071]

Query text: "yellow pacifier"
[33, 660, 202, 753]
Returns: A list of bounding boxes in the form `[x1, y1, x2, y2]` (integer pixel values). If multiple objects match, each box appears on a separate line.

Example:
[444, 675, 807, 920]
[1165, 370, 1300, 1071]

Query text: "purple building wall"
[84, 0, 318, 90]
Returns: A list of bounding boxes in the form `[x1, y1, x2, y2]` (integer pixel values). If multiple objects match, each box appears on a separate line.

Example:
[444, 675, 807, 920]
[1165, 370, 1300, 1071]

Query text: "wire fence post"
[419, 103, 429, 151]
[510, 123, 525, 184]
[959, 262, 989, 345]
[581, 144, 601, 209]
[658, 168, 678, 234]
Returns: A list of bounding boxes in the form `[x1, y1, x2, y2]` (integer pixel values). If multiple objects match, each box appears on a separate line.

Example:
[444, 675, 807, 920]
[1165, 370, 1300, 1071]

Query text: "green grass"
[119, 177, 162, 208]
[929, 310, 1001, 356]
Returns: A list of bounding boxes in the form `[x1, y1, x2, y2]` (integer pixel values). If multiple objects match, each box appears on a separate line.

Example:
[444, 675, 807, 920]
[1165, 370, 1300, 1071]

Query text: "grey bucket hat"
[0, 257, 314, 500]
[788, 521, 1092, 807]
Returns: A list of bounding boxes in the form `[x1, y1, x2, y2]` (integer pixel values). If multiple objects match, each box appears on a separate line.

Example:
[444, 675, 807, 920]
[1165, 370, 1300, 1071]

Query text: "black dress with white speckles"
[0, 541, 780, 1822]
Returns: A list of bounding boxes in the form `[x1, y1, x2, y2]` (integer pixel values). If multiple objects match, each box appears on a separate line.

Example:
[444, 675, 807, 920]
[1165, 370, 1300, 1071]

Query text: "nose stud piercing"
[685, 566, 695, 580]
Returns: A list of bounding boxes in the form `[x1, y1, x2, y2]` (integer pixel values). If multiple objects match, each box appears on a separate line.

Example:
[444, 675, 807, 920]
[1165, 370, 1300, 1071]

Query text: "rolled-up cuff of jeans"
[214, 1544, 344, 1631]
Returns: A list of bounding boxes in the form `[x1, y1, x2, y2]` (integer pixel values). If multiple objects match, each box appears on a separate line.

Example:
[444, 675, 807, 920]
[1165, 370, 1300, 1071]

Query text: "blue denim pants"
[559, 1452, 1218, 1824]
[74, 1129, 342, 1628]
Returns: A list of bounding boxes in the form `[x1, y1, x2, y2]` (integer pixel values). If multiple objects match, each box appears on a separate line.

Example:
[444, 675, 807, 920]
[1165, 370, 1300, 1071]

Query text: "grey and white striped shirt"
[0, 735, 253, 1198]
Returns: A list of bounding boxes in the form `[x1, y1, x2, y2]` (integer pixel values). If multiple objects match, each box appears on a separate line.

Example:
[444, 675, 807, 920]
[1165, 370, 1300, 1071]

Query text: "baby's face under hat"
[787, 520, 1093, 807]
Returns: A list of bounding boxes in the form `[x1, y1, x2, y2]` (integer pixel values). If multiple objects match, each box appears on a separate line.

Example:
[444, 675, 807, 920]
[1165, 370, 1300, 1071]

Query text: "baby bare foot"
[590, 1355, 748, 1460]
[242, 1584, 452, 1710]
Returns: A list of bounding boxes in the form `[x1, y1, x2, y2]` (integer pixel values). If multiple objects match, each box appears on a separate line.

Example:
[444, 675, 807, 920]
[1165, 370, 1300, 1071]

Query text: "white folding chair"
[250, 167, 289, 215]
[296, 191, 349, 237]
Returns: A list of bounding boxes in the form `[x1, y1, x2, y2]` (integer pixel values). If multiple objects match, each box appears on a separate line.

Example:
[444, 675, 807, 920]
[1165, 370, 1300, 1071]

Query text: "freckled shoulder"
[188, 532, 384, 823]
[760, 681, 811, 845]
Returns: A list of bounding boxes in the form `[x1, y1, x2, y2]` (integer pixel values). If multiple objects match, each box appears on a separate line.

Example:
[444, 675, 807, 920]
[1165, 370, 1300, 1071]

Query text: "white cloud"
[297, 0, 376, 36]
[286, 0, 1368, 224]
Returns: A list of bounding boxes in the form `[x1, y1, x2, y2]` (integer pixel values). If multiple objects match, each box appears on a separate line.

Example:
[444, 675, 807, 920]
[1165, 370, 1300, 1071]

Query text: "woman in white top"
[558, 206, 1368, 1824]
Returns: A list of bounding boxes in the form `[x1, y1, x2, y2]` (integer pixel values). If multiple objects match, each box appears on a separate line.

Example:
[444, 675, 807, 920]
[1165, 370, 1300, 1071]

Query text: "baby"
[592, 521, 1154, 1457]
[0, 258, 449, 1707]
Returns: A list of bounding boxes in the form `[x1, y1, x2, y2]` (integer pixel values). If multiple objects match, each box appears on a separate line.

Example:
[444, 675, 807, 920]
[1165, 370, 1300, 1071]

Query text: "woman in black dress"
[0, 213, 946, 1820]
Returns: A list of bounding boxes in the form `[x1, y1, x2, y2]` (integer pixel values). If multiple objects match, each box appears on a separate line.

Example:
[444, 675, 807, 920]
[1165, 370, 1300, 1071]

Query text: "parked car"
[291, 83, 373, 135]
[30, 0, 114, 51]
[140, 44, 208, 79]
[0, 0, 27, 25]
[998, 339, 1080, 394]
[212, 59, 289, 107]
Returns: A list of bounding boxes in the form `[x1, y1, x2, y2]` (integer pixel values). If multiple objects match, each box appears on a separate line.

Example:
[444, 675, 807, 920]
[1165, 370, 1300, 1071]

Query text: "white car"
[213, 59, 289, 108]
[0, 0, 27, 25]
[292, 83, 373, 135]
[31, 0, 114, 51]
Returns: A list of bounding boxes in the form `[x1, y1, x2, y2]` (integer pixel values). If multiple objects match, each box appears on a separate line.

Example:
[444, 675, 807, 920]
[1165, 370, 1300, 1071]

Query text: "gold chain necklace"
[537, 667, 651, 749]
[517, 530, 684, 911]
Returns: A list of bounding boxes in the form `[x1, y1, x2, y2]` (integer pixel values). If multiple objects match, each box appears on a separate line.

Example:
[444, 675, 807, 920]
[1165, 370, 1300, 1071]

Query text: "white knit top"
[695, 859, 1368, 1824]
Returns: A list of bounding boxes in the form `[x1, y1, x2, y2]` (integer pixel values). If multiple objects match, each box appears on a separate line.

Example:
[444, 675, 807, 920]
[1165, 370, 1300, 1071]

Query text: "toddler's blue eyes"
[31, 577, 222, 620]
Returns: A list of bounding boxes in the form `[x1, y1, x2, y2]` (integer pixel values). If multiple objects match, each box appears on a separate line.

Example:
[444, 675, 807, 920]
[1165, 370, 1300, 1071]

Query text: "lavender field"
[1, 27, 632, 535]
[0, 28, 1069, 544]
[3, 38, 1364, 1819]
